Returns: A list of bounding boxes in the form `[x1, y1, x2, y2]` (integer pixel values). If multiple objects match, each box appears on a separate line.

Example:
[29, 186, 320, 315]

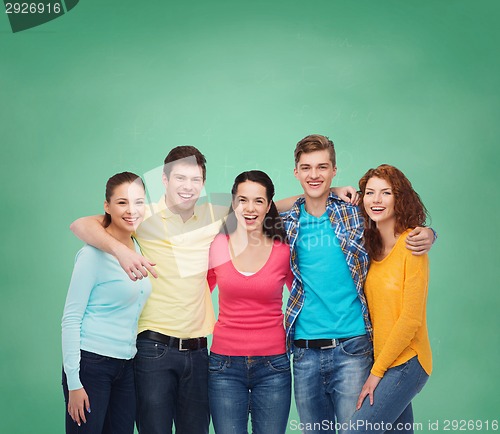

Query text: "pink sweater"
[207, 234, 293, 356]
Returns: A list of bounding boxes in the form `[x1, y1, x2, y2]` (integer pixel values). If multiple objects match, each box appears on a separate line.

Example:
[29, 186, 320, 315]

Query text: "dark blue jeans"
[133, 337, 210, 434]
[62, 350, 135, 434]
[208, 353, 292, 434]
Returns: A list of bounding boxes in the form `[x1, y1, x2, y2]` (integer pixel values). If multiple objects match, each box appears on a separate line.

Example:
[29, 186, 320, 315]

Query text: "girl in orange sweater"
[347, 164, 432, 434]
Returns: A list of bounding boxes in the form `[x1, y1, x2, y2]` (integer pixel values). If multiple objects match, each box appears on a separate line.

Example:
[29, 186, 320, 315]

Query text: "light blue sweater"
[62, 243, 151, 390]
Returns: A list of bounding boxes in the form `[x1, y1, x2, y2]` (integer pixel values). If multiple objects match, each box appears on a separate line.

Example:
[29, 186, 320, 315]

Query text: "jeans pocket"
[340, 335, 373, 356]
[135, 340, 167, 359]
[267, 354, 290, 372]
[292, 347, 306, 363]
[81, 350, 108, 364]
[208, 353, 228, 373]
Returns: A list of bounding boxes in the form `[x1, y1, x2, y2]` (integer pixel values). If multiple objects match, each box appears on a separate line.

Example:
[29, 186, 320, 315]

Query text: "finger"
[136, 265, 149, 278]
[406, 238, 427, 249]
[68, 405, 77, 425]
[79, 405, 87, 424]
[70, 406, 82, 426]
[352, 191, 361, 206]
[127, 269, 139, 281]
[411, 249, 426, 256]
[407, 246, 426, 255]
[144, 261, 158, 279]
[406, 233, 426, 244]
[407, 227, 421, 237]
[356, 391, 367, 410]
[130, 268, 143, 280]
[369, 390, 374, 406]
[407, 236, 425, 245]
[85, 395, 91, 414]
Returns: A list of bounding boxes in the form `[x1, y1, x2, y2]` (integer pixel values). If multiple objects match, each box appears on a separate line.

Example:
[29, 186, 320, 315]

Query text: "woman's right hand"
[356, 373, 381, 410]
[68, 388, 90, 426]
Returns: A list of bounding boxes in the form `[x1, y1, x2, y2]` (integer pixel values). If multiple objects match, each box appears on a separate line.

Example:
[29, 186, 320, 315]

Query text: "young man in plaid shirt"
[281, 134, 434, 433]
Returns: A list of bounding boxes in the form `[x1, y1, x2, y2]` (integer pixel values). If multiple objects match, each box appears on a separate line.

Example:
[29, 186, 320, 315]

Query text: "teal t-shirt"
[294, 204, 366, 339]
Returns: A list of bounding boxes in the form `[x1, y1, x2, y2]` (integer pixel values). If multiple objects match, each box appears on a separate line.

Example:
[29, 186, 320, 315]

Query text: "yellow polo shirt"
[135, 198, 227, 338]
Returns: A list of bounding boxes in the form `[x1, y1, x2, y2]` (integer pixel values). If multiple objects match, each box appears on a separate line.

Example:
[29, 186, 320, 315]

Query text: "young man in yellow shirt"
[70, 146, 227, 434]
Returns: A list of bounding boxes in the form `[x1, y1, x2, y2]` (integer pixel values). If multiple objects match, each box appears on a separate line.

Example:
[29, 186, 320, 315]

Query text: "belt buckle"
[179, 338, 189, 351]
[319, 339, 337, 350]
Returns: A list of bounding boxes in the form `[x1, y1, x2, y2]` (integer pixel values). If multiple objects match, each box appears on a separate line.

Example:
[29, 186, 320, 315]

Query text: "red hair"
[359, 164, 428, 259]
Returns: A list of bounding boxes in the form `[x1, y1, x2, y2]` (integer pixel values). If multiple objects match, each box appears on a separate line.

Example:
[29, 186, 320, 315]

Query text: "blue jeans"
[133, 337, 209, 434]
[293, 335, 373, 433]
[62, 350, 136, 434]
[346, 356, 429, 434]
[209, 352, 291, 434]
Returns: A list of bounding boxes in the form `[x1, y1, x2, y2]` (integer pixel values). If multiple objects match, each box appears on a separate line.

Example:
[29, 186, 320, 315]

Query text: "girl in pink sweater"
[207, 170, 293, 434]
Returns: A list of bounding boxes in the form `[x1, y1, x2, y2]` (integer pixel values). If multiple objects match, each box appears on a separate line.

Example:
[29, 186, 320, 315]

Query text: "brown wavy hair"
[359, 164, 428, 259]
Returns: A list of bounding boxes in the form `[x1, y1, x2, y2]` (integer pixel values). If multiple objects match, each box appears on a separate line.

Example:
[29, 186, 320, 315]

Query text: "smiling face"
[162, 161, 205, 218]
[104, 181, 146, 233]
[363, 176, 396, 227]
[233, 180, 271, 234]
[294, 149, 337, 201]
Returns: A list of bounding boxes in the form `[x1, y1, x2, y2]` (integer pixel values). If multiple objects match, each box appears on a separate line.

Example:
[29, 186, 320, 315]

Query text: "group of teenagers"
[61, 134, 435, 434]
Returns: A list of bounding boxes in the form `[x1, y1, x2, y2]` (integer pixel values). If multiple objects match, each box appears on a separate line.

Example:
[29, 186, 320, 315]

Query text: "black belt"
[294, 335, 363, 349]
[138, 330, 207, 351]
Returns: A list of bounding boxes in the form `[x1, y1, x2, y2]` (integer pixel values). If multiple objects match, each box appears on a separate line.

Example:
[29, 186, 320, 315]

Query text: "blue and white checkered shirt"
[281, 193, 372, 354]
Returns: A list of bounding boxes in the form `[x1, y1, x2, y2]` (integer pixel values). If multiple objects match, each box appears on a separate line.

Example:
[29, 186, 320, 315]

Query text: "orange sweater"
[365, 229, 432, 377]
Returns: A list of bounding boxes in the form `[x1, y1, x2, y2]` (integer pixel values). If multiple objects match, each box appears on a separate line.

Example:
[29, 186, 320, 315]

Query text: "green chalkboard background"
[1, 1, 498, 433]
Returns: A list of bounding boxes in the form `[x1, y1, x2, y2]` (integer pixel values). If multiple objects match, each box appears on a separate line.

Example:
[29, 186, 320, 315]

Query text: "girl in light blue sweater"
[62, 172, 152, 434]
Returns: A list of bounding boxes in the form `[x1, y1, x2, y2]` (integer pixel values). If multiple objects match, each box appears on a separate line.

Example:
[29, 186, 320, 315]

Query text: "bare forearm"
[70, 215, 157, 280]
[70, 215, 125, 257]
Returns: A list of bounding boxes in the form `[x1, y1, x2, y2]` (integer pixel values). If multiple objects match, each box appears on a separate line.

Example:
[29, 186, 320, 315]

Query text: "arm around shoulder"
[70, 215, 120, 255]
[70, 214, 157, 280]
[405, 226, 436, 256]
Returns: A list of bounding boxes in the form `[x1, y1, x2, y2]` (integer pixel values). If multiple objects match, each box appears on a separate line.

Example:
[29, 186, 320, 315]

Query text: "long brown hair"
[222, 170, 286, 242]
[359, 164, 428, 259]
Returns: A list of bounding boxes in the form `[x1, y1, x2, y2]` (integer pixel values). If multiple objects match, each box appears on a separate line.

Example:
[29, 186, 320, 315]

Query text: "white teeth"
[179, 194, 193, 199]
[371, 207, 384, 211]
[244, 215, 257, 219]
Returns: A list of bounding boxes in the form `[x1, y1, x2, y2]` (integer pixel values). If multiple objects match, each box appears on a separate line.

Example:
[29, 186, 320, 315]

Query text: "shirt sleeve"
[285, 265, 293, 291]
[371, 252, 429, 377]
[61, 246, 99, 390]
[207, 267, 217, 293]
